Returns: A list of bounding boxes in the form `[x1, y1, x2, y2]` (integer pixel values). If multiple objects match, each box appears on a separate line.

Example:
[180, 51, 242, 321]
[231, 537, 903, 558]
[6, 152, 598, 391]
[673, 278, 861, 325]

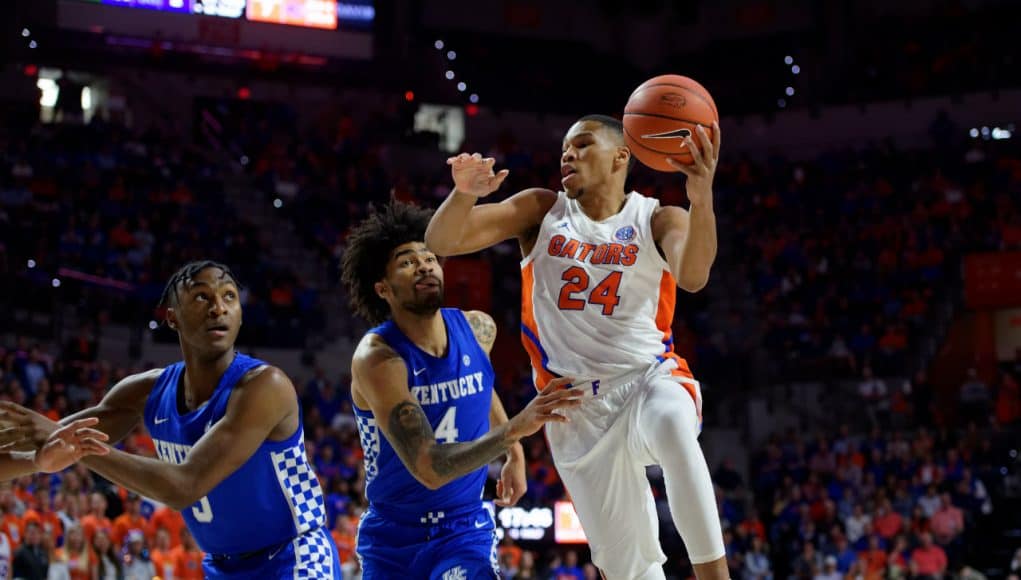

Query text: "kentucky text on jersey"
[354, 308, 495, 516]
[152, 439, 192, 465]
[547, 234, 639, 266]
[410, 371, 486, 405]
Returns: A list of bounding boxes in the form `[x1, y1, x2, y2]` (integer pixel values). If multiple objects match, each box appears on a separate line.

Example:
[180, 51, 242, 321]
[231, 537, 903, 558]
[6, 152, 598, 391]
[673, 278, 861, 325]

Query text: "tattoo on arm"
[467, 312, 497, 351]
[387, 401, 434, 464]
[387, 400, 512, 484]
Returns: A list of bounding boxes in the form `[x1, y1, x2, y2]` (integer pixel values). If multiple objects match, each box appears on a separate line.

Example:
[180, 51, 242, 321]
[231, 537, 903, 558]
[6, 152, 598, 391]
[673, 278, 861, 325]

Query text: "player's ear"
[165, 308, 179, 332]
[615, 146, 631, 171]
[374, 280, 388, 300]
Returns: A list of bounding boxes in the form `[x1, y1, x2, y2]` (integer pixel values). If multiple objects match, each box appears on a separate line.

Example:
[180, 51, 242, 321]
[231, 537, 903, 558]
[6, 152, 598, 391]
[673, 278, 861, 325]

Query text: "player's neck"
[392, 310, 448, 358]
[576, 187, 628, 222]
[180, 347, 236, 407]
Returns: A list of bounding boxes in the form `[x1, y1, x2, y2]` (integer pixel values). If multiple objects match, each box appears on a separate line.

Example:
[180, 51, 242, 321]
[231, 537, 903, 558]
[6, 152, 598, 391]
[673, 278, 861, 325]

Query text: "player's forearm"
[424, 190, 478, 255]
[426, 423, 518, 487]
[677, 202, 717, 292]
[389, 400, 517, 489]
[0, 452, 39, 481]
[60, 406, 141, 446]
[82, 450, 193, 509]
[489, 393, 524, 462]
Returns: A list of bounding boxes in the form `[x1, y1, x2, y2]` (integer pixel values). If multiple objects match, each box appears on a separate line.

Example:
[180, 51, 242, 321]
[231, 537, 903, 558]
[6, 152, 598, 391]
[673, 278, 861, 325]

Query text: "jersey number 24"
[558, 267, 622, 315]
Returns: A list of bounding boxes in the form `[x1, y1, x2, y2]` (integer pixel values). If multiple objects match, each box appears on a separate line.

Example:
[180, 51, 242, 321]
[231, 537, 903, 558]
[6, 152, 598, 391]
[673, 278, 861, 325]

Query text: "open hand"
[495, 448, 527, 507]
[506, 376, 583, 440]
[447, 153, 510, 197]
[0, 401, 59, 451]
[34, 418, 110, 473]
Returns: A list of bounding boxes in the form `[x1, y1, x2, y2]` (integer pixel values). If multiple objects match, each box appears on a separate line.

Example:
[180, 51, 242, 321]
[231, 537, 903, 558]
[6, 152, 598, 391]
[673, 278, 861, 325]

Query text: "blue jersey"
[145, 353, 337, 578]
[354, 308, 495, 518]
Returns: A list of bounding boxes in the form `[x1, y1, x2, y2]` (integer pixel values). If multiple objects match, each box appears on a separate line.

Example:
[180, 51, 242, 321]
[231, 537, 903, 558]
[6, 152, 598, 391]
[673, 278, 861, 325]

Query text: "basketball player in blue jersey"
[340, 201, 582, 579]
[7, 260, 341, 578]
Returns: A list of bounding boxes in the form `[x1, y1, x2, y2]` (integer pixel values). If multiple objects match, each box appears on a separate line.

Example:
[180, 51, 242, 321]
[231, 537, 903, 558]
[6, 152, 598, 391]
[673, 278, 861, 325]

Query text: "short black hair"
[158, 260, 241, 309]
[340, 200, 434, 325]
[577, 114, 636, 172]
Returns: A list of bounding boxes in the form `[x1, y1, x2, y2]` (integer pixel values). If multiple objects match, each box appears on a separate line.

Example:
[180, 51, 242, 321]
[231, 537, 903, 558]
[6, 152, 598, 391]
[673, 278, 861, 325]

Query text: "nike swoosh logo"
[413, 368, 427, 376]
[154, 417, 169, 425]
[641, 128, 692, 140]
[267, 543, 287, 560]
[474, 520, 487, 529]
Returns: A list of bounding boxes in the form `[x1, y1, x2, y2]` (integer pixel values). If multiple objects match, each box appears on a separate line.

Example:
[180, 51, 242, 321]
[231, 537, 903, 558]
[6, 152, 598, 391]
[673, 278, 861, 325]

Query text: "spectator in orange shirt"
[52, 523, 93, 580]
[497, 535, 523, 570]
[80, 492, 112, 545]
[858, 535, 887, 580]
[872, 500, 904, 540]
[171, 528, 204, 580]
[148, 505, 186, 550]
[910, 532, 948, 579]
[929, 493, 965, 547]
[22, 490, 63, 547]
[0, 488, 23, 550]
[150, 528, 175, 580]
[331, 515, 356, 565]
[112, 493, 147, 548]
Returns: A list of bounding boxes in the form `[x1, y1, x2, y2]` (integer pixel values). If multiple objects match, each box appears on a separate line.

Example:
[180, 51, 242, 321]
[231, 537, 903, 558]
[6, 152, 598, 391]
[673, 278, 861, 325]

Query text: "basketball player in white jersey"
[425, 115, 727, 580]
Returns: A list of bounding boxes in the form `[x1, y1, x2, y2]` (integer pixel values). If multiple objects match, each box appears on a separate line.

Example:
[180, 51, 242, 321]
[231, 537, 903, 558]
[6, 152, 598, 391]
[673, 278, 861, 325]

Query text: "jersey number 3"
[558, 267, 622, 315]
[192, 497, 213, 523]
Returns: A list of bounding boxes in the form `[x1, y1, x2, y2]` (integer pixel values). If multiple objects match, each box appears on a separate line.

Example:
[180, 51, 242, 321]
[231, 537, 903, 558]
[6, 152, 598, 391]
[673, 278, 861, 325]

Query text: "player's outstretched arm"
[58, 369, 162, 445]
[655, 122, 721, 292]
[352, 334, 581, 490]
[80, 366, 297, 510]
[0, 404, 110, 480]
[425, 153, 556, 256]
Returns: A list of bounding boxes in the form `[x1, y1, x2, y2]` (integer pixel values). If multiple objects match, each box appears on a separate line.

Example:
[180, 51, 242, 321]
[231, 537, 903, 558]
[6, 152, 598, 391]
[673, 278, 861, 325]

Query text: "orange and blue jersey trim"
[520, 262, 559, 389]
[655, 270, 699, 418]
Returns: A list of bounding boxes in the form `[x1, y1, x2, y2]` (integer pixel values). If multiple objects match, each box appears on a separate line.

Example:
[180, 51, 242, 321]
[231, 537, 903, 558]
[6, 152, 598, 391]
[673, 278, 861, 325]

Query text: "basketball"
[623, 74, 719, 172]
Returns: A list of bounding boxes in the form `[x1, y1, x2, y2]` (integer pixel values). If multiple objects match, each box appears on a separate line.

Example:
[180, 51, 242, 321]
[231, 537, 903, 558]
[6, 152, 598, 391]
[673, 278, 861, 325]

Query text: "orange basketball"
[623, 74, 719, 172]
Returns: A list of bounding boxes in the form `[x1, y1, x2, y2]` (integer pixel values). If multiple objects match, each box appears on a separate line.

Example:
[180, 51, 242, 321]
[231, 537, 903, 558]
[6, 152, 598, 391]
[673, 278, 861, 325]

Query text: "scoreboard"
[84, 0, 373, 30]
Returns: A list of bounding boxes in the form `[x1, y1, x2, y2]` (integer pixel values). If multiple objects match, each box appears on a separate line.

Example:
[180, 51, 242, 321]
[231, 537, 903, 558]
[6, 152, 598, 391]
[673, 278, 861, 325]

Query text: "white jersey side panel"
[520, 191, 692, 383]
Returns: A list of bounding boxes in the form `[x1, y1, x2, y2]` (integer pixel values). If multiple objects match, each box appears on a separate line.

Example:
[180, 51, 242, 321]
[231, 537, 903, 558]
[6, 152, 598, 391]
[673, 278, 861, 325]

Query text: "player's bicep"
[60, 369, 158, 444]
[352, 349, 440, 485]
[465, 310, 497, 355]
[653, 206, 690, 275]
[447, 188, 556, 255]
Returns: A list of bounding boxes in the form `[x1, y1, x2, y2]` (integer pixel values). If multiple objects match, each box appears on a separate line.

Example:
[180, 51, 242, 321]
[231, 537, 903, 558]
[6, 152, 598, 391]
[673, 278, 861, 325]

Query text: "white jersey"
[0, 531, 9, 580]
[520, 190, 693, 385]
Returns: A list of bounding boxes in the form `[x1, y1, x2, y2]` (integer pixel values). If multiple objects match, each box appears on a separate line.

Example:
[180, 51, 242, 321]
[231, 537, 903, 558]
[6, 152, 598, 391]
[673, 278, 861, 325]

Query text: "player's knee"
[645, 401, 697, 443]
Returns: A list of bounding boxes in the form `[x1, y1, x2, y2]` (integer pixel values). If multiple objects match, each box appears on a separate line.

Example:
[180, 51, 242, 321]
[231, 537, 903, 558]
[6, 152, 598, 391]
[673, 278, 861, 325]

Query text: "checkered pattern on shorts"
[356, 415, 380, 484]
[291, 527, 336, 579]
[271, 441, 326, 534]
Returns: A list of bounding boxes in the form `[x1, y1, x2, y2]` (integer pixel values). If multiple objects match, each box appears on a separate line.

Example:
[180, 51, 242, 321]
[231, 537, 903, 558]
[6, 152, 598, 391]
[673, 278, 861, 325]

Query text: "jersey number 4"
[558, 267, 622, 315]
[435, 407, 459, 444]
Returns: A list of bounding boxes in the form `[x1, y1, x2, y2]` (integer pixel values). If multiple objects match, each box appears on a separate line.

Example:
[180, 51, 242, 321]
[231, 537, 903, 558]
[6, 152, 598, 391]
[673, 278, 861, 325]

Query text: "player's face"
[166, 267, 243, 355]
[380, 242, 444, 317]
[560, 121, 628, 198]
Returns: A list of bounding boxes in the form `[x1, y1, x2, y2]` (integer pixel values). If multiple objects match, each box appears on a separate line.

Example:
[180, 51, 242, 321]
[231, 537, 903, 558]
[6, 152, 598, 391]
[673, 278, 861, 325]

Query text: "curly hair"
[340, 200, 435, 325]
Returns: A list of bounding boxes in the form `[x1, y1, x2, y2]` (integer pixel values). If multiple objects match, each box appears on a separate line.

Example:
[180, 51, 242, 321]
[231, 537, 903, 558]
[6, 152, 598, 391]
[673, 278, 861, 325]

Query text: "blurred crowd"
[0, 121, 323, 348]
